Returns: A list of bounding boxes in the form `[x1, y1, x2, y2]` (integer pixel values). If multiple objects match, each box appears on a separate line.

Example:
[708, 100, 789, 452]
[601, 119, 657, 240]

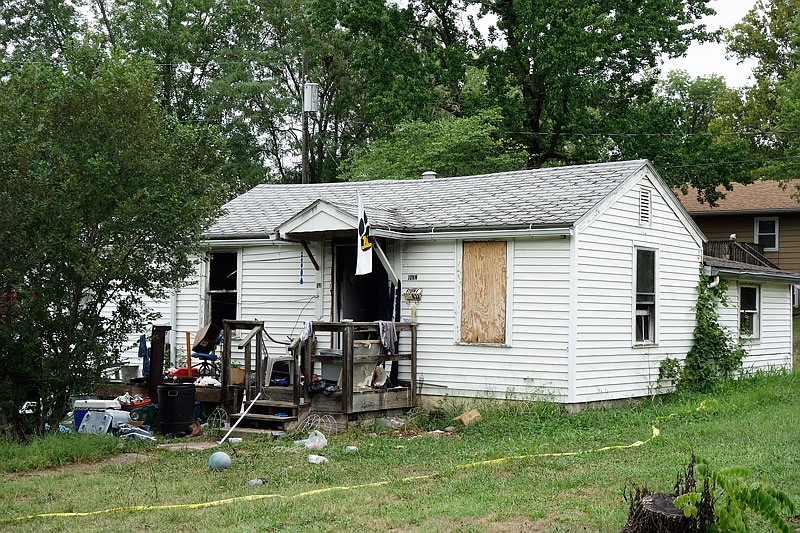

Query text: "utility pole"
[301, 52, 309, 184]
[301, 55, 319, 185]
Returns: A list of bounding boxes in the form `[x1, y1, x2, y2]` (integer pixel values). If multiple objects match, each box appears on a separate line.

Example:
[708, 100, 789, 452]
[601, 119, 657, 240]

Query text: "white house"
[121, 159, 794, 405]
[704, 256, 797, 372]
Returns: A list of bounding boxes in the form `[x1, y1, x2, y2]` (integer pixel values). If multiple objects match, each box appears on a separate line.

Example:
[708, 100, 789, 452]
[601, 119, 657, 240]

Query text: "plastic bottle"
[246, 478, 266, 487]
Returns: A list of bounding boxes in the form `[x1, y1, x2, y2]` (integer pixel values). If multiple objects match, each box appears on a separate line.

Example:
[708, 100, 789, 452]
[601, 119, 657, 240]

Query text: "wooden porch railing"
[703, 241, 779, 269]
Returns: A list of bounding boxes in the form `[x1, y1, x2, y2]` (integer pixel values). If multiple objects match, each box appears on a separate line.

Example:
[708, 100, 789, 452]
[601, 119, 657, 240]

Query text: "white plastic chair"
[264, 348, 295, 386]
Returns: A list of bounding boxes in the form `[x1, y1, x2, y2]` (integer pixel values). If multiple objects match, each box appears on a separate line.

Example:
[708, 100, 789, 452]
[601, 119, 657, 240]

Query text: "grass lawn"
[1, 372, 799, 532]
[794, 314, 800, 370]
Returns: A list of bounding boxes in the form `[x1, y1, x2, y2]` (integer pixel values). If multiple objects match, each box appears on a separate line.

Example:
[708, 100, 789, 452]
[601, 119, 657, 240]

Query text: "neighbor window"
[755, 217, 778, 251]
[460, 241, 507, 344]
[207, 251, 238, 328]
[635, 248, 656, 344]
[739, 286, 760, 339]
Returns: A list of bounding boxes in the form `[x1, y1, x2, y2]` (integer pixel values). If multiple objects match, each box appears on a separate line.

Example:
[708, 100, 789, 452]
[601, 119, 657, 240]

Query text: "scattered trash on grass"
[118, 424, 156, 443]
[307, 454, 328, 464]
[344, 445, 358, 453]
[246, 478, 266, 487]
[294, 430, 327, 449]
[380, 417, 405, 429]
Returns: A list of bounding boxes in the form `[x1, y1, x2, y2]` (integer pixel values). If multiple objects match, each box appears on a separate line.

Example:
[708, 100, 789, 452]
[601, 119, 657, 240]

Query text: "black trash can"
[157, 383, 195, 435]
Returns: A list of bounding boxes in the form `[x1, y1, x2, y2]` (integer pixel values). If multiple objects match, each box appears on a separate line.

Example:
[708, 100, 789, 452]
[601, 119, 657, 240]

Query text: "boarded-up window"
[461, 241, 507, 344]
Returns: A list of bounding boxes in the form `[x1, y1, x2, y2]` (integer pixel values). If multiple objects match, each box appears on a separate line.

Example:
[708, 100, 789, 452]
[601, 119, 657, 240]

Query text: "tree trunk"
[621, 493, 698, 533]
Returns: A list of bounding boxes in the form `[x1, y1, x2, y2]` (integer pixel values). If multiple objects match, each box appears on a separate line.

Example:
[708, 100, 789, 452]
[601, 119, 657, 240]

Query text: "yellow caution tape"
[12, 420, 667, 521]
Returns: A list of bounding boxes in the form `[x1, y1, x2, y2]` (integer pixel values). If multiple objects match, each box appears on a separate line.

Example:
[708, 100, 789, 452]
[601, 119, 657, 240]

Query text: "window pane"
[636, 249, 655, 293]
[210, 252, 237, 290]
[740, 312, 753, 336]
[740, 287, 757, 311]
[758, 234, 776, 249]
[758, 220, 776, 233]
[636, 304, 654, 342]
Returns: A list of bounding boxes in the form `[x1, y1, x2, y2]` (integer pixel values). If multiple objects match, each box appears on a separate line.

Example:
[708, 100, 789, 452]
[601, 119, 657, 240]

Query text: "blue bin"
[74, 409, 88, 430]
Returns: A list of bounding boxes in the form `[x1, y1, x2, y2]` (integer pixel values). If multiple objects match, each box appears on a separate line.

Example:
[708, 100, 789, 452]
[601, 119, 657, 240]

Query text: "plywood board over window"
[461, 241, 507, 344]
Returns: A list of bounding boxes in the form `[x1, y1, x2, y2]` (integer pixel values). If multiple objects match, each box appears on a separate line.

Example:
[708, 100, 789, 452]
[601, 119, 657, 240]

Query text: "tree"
[0, 41, 225, 439]
[614, 71, 754, 205]
[339, 110, 527, 181]
[472, 0, 715, 168]
[726, 0, 800, 182]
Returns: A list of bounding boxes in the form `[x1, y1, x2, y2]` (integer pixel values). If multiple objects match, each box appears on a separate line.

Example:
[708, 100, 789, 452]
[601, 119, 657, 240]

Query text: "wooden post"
[342, 323, 353, 414]
[185, 331, 192, 376]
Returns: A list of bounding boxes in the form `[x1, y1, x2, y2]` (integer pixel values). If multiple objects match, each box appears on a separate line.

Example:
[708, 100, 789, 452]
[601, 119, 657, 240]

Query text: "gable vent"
[639, 187, 652, 226]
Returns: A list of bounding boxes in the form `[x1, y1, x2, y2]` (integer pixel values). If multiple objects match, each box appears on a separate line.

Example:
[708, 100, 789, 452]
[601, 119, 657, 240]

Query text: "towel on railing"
[378, 321, 397, 355]
[300, 321, 314, 342]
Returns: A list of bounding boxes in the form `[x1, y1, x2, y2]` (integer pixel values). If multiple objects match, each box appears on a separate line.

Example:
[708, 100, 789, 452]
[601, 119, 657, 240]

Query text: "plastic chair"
[264, 349, 295, 386]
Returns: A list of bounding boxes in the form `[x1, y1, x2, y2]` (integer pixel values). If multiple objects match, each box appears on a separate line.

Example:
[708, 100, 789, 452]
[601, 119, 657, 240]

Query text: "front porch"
[219, 319, 418, 437]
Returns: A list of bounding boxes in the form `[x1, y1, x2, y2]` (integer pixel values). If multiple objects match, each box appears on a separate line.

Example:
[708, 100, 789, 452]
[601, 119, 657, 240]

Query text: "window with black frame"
[635, 248, 656, 343]
[739, 286, 759, 339]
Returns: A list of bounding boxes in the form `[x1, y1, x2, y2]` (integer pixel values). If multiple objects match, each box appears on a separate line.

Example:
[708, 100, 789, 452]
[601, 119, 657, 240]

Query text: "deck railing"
[704, 241, 778, 269]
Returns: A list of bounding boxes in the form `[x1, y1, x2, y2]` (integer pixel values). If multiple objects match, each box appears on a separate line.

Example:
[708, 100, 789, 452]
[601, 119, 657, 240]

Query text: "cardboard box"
[230, 368, 246, 384]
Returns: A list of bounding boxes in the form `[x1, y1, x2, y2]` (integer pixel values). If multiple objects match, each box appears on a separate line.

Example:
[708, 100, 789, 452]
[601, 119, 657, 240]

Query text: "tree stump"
[621, 492, 698, 533]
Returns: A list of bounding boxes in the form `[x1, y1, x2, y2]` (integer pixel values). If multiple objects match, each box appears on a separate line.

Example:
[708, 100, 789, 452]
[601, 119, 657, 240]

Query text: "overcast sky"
[660, 0, 758, 88]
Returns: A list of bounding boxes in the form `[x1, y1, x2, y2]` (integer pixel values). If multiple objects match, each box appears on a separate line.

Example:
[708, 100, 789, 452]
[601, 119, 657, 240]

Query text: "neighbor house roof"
[703, 255, 800, 282]
[206, 160, 652, 239]
[677, 180, 800, 215]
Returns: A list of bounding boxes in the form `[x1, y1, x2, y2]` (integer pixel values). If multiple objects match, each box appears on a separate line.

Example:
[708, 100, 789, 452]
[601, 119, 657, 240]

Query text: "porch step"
[250, 400, 298, 409]
[219, 426, 288, 440]
[230, 413, 298, 423]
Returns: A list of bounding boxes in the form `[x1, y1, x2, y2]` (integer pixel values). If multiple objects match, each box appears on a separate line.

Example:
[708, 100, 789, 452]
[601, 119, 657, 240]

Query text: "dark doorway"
[334, 243, 390, 323]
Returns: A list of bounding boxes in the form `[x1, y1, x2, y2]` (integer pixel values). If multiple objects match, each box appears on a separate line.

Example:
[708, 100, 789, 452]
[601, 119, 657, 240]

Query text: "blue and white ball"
[208, 451, 232, 471]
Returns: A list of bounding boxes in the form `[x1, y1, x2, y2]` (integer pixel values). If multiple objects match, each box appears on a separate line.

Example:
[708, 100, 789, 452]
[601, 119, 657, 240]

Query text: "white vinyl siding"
[403, 238, 570, 401]
[574, 172, 701, 402]
[238, 244, 322, 359]
[106, 295, 172, 368]
[719, 280, 793, 371]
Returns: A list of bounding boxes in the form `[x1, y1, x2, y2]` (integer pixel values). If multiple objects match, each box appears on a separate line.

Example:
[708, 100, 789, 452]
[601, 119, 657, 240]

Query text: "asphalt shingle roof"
[703, 255, 800, 281]
[206, 160, 650, 239]
[677, 180, 800, 214]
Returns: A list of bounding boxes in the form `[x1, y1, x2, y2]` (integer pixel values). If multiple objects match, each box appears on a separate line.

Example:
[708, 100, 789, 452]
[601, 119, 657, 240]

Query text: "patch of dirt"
[8, 452, 149, 478]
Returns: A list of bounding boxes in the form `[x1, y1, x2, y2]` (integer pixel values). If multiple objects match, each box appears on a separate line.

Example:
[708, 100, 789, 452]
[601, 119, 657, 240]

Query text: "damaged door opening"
[334, 243, 391, 324]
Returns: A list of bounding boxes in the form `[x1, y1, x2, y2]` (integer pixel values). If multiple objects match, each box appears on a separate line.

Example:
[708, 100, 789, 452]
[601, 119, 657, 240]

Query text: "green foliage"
[474, 0, 715, 168]
[616, 71, 755, 205]
[675, 456, 797, 533]
[658, 357, 682, 383]
[0, 42, 225, 439]
[682, 273, 747, 391]
[339, 110, 527, 180]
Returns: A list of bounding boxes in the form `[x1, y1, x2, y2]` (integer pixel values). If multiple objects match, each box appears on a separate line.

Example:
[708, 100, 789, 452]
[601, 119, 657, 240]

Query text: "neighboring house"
[118, 160, 794, 405]
[677, 179, 800, 276]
